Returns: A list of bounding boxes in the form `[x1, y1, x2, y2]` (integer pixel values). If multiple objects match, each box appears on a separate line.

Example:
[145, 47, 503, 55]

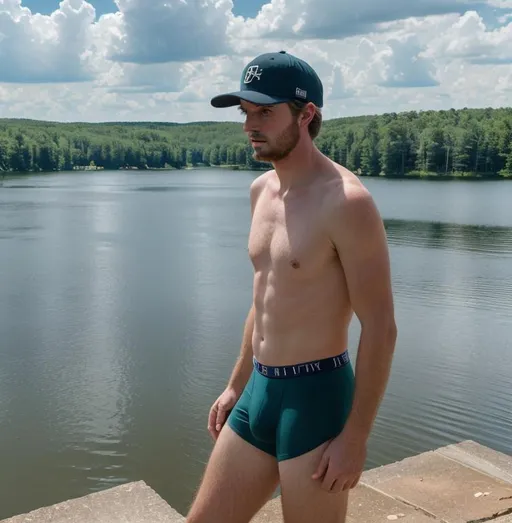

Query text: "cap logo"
[244, 65, 262, 84]
[296, 87, 307, 99]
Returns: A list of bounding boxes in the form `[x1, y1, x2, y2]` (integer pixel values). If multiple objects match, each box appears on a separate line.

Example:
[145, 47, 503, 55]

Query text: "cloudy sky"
[0, 0, 511, 123]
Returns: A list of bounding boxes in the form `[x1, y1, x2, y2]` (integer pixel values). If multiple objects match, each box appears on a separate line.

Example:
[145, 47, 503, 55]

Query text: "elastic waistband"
[253, 351, 350, 379]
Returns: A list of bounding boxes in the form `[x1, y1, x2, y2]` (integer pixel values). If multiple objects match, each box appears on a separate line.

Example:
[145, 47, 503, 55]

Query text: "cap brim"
[210, 90, 290, 108]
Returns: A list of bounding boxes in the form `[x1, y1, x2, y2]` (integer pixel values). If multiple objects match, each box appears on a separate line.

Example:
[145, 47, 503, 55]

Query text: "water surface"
[0, 170, 511, 518]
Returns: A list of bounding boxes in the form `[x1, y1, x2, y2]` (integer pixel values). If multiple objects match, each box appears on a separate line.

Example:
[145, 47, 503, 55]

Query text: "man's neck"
[272, 140, 324, 193]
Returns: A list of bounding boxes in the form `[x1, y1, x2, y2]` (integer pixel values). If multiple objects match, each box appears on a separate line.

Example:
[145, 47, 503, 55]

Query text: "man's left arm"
[335, 186, 398, 441]
[313, 182, 398, 491]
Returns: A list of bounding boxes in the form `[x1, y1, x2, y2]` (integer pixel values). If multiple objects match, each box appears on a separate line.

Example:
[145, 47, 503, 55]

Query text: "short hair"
[287, 101, 323, 139]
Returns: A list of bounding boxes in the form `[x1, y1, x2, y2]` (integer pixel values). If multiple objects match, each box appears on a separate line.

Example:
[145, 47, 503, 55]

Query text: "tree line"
[1, 107, 511, 178]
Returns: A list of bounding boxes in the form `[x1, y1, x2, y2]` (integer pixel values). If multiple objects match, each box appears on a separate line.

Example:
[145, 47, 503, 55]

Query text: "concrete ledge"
[436, 440, 512, 485]
[0, 481, 184, 523]
[252, 484, 441, 523]
[362, 448, 512, 523]
[492, 516, 512, 523]
[2, 440, 511, 523]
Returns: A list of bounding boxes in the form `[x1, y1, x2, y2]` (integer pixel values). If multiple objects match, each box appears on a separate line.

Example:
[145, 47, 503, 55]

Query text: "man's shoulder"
[322, 162, 382, 242]
[249, 169, 274, 199]
[249, 169, 274, 213]
[250, 169, 274, 191]
[325, 162, 374, 212]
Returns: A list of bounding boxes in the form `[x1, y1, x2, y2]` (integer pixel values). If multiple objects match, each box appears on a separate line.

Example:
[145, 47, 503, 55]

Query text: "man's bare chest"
[248, 194, 335, 275]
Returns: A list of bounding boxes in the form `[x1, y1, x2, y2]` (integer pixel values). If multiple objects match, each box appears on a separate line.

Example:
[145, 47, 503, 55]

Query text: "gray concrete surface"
[437, 440, 512, 485]
[2, 440, 511, 523]
[0, 481, 184, 523]
[252, 483, 440, 523]
[363, 448, 512, 523]
[346, 484, 441, 523]
[253, 440, 512, 523]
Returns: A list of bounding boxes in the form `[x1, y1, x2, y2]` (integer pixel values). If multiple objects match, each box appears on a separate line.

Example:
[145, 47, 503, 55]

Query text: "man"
[186, 51, 397, 523]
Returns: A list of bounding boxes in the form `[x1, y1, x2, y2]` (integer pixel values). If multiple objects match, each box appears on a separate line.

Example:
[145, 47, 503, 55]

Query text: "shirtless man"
[186, 51, 397, 523]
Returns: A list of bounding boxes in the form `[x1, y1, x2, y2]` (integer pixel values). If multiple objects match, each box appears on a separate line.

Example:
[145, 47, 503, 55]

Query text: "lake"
[0, 168, 511, 519]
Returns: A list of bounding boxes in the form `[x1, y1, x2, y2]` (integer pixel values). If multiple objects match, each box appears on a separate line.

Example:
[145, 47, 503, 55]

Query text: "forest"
[1, 106, 511, 178]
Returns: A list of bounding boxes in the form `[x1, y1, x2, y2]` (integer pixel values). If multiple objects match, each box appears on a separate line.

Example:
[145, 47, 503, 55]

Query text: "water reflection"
[385, 218, 512, 257]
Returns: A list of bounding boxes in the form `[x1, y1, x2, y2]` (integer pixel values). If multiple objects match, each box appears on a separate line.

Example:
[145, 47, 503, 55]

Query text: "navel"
[290, 259, 300, 269]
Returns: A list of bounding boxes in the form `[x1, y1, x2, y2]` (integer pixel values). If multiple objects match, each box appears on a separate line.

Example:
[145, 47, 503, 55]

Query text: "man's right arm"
[208, 172, 268, 439]
[209, 304, 255, 439]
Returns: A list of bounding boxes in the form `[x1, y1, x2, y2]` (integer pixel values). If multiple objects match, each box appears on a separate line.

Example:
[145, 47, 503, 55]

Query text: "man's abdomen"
[252, 265, 353, 366]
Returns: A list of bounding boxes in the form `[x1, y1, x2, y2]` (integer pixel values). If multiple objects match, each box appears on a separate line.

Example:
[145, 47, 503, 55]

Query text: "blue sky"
[21, 0, 265, 19]
[0, 0, 511, 123]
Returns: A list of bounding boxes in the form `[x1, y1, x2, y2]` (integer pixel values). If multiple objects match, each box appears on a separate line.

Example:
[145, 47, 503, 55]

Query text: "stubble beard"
[251, 120, 300, 163]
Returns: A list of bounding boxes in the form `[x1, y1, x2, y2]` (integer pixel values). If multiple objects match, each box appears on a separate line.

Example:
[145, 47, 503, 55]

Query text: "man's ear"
[298, 103, 316, 127]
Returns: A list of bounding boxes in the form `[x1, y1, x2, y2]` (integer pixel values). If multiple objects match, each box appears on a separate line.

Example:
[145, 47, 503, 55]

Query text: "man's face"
[239, 101, 300, 162]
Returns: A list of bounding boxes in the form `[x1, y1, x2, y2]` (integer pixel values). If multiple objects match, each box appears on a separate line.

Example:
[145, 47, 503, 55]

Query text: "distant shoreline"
[1, 165, 511, 181]
[1, 106, 511, 179]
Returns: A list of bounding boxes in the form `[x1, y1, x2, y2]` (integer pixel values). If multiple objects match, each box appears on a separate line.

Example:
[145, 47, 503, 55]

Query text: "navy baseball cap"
[210, 51, 324, 109]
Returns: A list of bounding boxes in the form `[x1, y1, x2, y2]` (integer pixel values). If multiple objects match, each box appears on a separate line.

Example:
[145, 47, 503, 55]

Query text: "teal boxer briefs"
[227, 351, 355, 461]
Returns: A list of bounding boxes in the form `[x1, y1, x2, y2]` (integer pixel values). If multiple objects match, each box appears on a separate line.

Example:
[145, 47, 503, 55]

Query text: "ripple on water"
[385, 219, 512, 258]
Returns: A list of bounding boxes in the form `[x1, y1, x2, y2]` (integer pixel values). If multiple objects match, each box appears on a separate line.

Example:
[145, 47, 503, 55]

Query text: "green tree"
[0, 107, 510, 177]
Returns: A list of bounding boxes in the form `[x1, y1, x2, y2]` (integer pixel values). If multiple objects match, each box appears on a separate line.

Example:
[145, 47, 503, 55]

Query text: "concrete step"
[436, 440, 512, 485]
[0, 481, 185, 523]
[253, 440, 512, 523]
[252, 483, 442, 522]
[493, 516, 512, 523]
[251, 497, 282, 523]
[2, 440, 511, 523]
[363, 447, 512, 523]
[347, 484, 442, 523]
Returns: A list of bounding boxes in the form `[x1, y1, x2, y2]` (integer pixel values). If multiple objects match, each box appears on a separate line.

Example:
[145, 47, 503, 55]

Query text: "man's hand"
[207, 387, 239, 441]
[311, 430, 367, 493]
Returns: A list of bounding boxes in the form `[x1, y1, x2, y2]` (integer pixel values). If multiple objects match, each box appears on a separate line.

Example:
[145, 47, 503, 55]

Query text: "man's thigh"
[186, 424, 280, 523]
[279, 442, 349, 523]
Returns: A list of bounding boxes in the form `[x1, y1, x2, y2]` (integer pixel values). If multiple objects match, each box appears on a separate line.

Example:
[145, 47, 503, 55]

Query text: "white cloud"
[0, 85, 22, 106]
[426, 11, 512, 64]
[438, 59, 512, 106]
[241, 0, 487, 39]
[498, 12, 512, 23]
[328, 66, 356, 99]
[378, 34, 439, 87]
[96, 62, 185, 93]
[0, 83, 87, 121]
[0, 0, 96, 83]
[0, 2, 510, 123]
[175, 55, 247, 103]
[107, 0, 234, 64]
[487, 0, 512, 6]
